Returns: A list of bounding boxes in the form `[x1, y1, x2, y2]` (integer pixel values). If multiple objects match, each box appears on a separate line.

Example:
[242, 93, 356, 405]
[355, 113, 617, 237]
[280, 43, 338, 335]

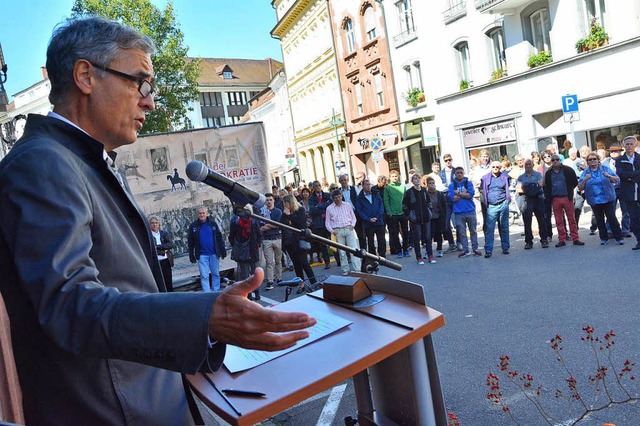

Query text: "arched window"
[364, 7, 377, 41]
[454, 41, 472, 84]
[344, 19, 356, 53]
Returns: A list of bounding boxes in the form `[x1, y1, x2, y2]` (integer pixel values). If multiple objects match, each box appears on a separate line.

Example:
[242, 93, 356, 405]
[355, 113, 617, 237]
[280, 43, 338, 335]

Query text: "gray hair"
[46, 16, 156, 105]
[148, 215, 160, 223]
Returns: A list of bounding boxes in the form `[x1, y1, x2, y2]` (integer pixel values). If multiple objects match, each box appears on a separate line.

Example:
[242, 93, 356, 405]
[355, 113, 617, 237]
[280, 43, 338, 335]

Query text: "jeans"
[552, 197, 579, 242]
[442, 196, 457, 245]
[484, 200, 510, 254]
[624, 200, 640, 243]
[262, 239, 283, 282]
[198, 254, 220, 291]
[455, 212, 478, 252]
[618, 197, 630, 233]
[334, 227, 361, 273]
[592, 201, 622, 241]
[523, 196, 549, 244]
[387, 214, 409, 254]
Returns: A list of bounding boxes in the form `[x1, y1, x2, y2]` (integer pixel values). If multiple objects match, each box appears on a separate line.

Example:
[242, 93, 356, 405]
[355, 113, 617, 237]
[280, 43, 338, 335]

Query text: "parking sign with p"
[562, 95, 579, 113]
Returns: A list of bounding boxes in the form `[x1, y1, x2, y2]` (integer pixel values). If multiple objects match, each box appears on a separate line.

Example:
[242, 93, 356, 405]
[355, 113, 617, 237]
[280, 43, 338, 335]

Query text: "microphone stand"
[232, 203, 402, 273]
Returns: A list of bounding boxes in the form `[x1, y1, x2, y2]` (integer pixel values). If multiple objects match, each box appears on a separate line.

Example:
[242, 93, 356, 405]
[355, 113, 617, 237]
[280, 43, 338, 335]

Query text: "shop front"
[459, 117, 520, 167]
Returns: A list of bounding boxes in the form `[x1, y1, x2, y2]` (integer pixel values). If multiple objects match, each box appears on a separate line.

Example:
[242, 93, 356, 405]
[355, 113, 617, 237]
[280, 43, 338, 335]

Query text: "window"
[374, 73, 384, 108]
[396, 0, 415, 34]
[364, 7, 377, 41]
[223, 71, 233, 79]
[403, 61, 423, 91]
[488, 28, 507, 71]
[584, 0, 606, 30]
[454, 42, 472, 84]
[227, 91, 247, 106]
[530, 8, 551, 53]
[200, 92, 222, 107]
[344, 19, 356, 53]
[354, 82, 363, 115]
[204, 117, 223, 128]
[403, 65, 414, 89]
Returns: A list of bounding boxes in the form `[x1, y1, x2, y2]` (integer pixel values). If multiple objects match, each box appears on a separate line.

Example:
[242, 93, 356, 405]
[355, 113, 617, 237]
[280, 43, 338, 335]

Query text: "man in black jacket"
[544, 155, 585, 247]
[615, 136, 640, 250]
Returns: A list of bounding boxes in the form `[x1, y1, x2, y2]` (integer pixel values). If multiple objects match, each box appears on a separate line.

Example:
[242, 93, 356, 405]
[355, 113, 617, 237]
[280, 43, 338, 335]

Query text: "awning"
[382, 138, 421, 154]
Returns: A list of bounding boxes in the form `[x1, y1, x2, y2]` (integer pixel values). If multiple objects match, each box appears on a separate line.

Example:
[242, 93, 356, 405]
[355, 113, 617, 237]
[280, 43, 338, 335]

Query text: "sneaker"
[437, 250, 443, 257]
[428, 256, 436, 264]
[417, 258, 425, 265]
[342, 270, 350, 276]
[502, 249, 510, 255]
[473, 250, 482, 256]
[600, 239, 609, 246]
[541, 240, 549, 248]
[484, 252, 492, 258]
[617, 239, 624, 245]
[524, 243, 533, 250]
[555, 241, 566, 247]
[458, 251, 470, 258]
[403, 251, 411, 257]
[265, 282, 274, 291]
[573, 240, 585, 246]
[589, 230, 597, 235]
[444, 246, 457, 254]
[324, 263, 331, 269]
[397, 252, 404, 259]
[632, 243, 640, 250]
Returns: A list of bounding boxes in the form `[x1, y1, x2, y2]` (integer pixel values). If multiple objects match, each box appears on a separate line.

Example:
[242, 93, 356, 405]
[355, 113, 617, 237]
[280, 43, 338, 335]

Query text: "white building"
[382, 0, 640, 169]
[241, 70, 298, 187]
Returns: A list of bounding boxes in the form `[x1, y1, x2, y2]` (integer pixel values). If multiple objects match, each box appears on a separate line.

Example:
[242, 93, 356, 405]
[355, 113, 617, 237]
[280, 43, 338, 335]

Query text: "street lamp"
[0, 41, 8, 108]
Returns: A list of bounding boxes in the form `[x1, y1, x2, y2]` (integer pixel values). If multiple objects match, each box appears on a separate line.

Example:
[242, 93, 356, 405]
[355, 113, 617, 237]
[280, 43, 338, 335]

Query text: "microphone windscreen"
[186, 161, 208, 182]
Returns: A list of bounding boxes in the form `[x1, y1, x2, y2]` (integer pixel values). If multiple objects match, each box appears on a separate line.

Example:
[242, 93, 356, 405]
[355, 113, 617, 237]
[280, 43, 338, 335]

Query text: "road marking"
[316, 384, 347, 426]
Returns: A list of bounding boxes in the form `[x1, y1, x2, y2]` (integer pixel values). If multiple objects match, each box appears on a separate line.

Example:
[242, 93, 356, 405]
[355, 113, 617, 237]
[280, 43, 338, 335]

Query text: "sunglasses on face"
[551, 159, 561, 162]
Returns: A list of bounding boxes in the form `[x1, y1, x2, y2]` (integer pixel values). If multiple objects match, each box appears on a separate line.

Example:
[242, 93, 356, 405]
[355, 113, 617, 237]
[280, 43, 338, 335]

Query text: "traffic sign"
[562, 95, 579, 113]
[564, 112, 580, 123]
[370, 137, 382, 151]
[372, 151, 384, 163]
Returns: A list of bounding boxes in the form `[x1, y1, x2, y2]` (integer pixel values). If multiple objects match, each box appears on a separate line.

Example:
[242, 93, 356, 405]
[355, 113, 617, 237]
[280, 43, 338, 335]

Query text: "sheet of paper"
[223, 310, 352, 373]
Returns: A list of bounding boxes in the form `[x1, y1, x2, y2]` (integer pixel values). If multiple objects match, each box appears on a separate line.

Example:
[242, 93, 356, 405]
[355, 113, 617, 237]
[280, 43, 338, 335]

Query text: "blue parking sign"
[562, 95, 579, 113]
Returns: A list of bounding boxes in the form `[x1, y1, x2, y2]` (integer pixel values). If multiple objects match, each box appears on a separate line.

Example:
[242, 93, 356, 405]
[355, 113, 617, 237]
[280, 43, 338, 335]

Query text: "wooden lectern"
[188, 273, 447, 425]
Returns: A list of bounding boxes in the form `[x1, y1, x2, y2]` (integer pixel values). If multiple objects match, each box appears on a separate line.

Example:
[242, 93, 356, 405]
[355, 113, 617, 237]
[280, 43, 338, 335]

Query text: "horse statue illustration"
[167, 169, 187, 191]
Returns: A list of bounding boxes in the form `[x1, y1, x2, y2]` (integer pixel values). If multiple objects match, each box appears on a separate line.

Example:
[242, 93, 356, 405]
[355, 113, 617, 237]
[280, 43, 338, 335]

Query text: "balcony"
[443, 1, 467, 24]
[475, 0, 532, 14]
[393, 27, 418, 48]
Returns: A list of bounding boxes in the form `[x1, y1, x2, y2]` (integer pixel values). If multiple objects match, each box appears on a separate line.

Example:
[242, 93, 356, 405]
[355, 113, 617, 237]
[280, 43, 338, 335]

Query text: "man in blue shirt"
[188, 206, 227, 291]
[449, 167, 481, 258]
[480, 161, 511, 257]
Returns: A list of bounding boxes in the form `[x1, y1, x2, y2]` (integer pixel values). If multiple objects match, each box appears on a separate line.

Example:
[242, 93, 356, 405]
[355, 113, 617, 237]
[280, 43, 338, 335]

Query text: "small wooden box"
[322, 275, 371, 304]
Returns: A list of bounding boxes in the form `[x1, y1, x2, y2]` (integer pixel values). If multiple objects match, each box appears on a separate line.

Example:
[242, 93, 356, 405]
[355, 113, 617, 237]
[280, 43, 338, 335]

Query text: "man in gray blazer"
[0, 17, 315, 426]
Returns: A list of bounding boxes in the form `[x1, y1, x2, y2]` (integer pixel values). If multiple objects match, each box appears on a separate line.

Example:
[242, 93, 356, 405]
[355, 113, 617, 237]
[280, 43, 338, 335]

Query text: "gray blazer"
[0, 114, 224, 425]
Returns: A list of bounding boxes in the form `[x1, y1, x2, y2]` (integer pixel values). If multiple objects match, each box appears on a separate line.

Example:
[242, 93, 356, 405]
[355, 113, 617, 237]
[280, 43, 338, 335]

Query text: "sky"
[0, 0, 283, 100]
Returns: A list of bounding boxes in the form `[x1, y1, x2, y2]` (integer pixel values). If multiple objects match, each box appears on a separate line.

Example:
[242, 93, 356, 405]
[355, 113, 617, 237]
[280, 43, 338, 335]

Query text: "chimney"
[41, 66, 48, 80]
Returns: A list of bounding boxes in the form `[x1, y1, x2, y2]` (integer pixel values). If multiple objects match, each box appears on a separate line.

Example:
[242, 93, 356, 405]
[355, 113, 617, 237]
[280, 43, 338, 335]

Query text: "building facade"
[184, 58, 282, 129]
[380, 0, 640, 171]
[271, 0, 348, 185]
[241, 69, 299, 187]
[328, 0, 403, 182]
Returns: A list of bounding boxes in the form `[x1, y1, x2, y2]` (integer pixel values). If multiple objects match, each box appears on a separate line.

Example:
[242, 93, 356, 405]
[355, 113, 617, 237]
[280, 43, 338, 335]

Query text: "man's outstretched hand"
[209, 267, 316, 351]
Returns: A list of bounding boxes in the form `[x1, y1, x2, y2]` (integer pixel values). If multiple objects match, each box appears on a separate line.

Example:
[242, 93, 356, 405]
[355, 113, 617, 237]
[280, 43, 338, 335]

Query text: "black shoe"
[484, 253, 492, 258]
[502, 250, 509, 255]
[254, 291, 261, 301]
[296, 286, 305, 294]
[633, 243, 640, 251]
[541, 240, 549, 248]
[555, 241, 566, 247]
[573, 240, 585, 246]
[324, 263, 331, 269]
[589, 230, 596, 235]
[524, 243, 533, 250]
[265, 282, 274, 291]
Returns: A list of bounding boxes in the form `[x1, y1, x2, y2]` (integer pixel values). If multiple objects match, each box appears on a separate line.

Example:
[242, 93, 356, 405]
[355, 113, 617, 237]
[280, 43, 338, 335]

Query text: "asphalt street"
[179, 212, 640, 425]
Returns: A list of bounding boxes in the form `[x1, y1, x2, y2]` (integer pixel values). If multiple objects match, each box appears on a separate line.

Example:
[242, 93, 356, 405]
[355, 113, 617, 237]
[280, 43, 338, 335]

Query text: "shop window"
[364, 6, 377, 42]
[344, 19, 356, 54]
[487, 28, 507, 72]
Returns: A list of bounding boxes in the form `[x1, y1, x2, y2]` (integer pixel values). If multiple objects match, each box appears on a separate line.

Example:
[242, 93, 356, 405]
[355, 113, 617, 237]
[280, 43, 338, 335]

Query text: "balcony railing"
[393, 26, 418, 48]
[443, 1, 467, 24]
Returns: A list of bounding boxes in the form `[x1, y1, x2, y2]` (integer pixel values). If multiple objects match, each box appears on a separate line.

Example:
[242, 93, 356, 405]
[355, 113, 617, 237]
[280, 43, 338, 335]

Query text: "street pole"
[328, 107, 344, 179]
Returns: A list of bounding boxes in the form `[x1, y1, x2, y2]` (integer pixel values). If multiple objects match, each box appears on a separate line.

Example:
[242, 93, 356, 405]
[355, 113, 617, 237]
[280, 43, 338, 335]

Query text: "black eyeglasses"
[444, 158, 452, 162]
[88, 61, 156, 98]
[587, 158, 599, 161]
[551, 159, 561, 162]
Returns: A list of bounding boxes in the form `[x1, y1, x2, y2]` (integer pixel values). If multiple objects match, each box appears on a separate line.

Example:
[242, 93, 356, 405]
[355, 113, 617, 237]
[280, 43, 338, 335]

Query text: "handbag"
[299, 240, 312, 250]
[231, 240, 251, 262]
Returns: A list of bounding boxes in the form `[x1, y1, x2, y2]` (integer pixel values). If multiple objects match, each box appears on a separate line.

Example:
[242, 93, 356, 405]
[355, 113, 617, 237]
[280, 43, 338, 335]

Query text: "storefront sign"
[421, 121, 439, 147]
[462, 119, 516, 148]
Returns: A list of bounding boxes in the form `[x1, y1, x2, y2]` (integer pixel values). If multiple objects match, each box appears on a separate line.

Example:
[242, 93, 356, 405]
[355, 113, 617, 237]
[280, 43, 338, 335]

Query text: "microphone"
[185, 160, 266, 208]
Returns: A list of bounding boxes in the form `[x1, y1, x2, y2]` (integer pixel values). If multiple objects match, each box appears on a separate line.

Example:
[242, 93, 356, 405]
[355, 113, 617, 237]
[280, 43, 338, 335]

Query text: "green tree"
[72, 0, 201, 134]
